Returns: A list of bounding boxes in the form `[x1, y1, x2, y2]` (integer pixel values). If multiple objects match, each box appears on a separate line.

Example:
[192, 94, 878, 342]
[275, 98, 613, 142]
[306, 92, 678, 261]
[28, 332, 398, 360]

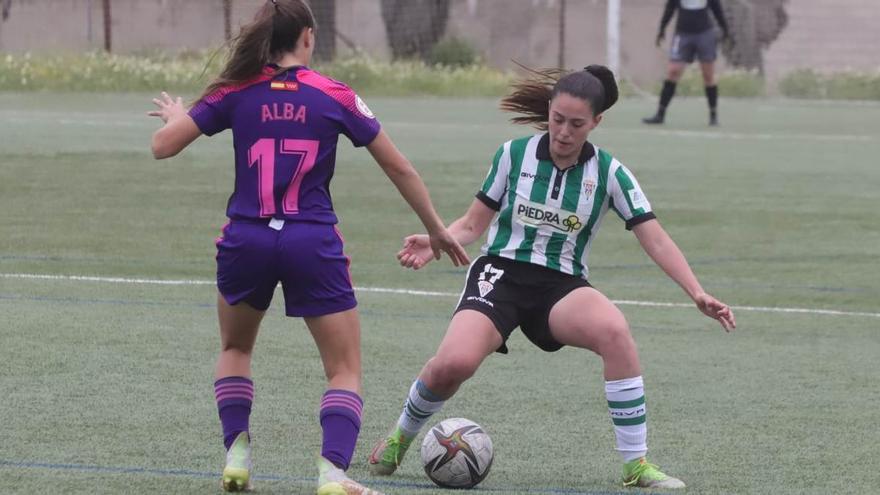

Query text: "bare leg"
[215, 293, 265, 379]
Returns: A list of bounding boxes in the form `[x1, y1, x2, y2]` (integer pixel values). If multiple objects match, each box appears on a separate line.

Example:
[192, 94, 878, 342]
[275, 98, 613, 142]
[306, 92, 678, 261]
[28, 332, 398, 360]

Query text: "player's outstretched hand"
[694, 292, 736, 332]
[148, 91, 187, 124]
[655, 33, 665, 47]
[397, 234, 433, 270]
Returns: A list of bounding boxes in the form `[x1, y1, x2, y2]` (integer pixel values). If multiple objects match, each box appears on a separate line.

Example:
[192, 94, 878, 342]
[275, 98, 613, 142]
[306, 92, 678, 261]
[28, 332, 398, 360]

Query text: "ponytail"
[195, 0, 315, 105]
[583, 64, 619, 112]
[500, 63, 619, 129]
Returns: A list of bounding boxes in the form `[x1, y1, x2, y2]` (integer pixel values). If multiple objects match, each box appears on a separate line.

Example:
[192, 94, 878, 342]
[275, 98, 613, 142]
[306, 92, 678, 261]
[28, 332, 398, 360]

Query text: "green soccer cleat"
[367, 427, 413, 476]
[221, 431, 253, 492]
[317, 456, 385, 495]
[622, 458, 686, 489]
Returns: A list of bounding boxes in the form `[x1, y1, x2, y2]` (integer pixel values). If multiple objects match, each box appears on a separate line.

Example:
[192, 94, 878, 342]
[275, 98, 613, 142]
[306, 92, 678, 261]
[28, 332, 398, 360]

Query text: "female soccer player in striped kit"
[368, 65, 735, 489]
[148, 1, 468, 493]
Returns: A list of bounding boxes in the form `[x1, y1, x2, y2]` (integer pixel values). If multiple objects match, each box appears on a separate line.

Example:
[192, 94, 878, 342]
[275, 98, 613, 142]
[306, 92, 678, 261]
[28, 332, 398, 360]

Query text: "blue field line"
[0, 459, 636, 495]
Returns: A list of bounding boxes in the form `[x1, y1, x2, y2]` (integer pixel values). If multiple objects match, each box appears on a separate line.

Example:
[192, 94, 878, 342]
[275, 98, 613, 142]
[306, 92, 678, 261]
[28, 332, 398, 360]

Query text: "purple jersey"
[189, 65, 381, 224]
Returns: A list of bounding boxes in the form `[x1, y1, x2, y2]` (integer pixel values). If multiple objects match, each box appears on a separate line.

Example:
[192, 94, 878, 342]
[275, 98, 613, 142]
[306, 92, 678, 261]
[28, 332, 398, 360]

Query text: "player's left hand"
[694, 292, 736, 332]
[148, 91, 187, 124]
[429, 228, 470, 267]
[721, 32, 735, 49]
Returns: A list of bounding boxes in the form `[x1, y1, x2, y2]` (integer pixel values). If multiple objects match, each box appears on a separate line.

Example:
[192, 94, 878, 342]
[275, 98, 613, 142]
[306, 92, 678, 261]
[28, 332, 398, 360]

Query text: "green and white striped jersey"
[476, 133, 655, 279]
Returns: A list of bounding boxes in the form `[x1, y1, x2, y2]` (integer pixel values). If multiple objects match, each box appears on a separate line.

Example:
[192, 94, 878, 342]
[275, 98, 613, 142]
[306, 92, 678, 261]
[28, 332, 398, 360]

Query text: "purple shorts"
[215, 220, 357, 317]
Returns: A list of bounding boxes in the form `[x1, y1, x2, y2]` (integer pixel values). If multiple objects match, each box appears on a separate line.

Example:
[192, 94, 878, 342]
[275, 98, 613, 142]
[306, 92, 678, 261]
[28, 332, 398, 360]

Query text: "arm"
[632, 218, 736, 331]
[657, 0, 677, 42]
[366, 130, 470, 266]
[148, 92, 201, 159]
[709, 0, 730, 36]
[398, 198, 495, 270]
[446, 199, 496, 247]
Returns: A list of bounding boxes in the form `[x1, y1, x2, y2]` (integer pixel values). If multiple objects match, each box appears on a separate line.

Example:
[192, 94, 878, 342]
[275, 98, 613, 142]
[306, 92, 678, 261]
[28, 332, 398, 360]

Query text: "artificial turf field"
[1, 92, 878, 494]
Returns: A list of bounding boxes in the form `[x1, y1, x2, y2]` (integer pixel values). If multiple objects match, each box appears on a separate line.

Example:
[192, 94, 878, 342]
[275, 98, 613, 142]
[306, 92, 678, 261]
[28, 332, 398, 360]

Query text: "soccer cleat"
[709, 111, 719, 126]
[642, 113, 665, 125]
[317, 456, 385, 495]
[622, 458, 686, 489]
[368, 427, 413, 476]
[221, 431, 253, 492]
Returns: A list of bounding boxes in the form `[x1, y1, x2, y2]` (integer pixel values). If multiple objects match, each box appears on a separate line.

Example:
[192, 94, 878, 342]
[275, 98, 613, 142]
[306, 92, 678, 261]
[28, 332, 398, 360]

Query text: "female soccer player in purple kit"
[148, 1, 468, 493]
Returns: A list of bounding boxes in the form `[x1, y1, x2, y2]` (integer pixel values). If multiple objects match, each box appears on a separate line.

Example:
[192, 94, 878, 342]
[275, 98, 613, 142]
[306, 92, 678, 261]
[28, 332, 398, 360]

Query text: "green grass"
[0, 52, 511, 97]
[1, 93, 879, 494]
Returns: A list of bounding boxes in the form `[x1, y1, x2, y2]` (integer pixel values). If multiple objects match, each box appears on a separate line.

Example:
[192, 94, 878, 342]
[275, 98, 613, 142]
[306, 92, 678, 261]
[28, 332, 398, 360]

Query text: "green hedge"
[5, 52, 878, 100]
[0, 51, 510, 96]
[779, 69, 880, 100]
[656, 68, 765, 97]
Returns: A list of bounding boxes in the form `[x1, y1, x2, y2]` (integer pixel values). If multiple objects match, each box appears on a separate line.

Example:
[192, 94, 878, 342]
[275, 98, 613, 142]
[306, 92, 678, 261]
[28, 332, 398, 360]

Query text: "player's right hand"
[148, 91, 187, 124]
[655, 33, 665, 47]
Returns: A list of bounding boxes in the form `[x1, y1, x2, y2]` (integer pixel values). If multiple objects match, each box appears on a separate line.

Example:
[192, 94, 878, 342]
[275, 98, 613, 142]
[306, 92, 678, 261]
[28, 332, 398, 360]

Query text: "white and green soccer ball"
[420, 417, 494, 489]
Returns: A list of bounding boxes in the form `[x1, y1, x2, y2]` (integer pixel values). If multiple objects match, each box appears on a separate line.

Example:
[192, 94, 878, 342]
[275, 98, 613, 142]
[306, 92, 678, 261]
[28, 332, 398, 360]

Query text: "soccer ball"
[420, 417, 494, 489]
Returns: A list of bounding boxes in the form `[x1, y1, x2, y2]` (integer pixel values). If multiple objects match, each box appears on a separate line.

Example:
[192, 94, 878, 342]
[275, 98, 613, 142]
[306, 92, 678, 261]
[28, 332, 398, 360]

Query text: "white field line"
[2, 272, 878, 319]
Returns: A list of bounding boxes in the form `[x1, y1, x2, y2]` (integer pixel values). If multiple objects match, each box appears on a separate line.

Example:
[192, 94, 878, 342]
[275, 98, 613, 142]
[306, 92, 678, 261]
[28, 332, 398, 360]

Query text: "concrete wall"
[763, 0, 880, 80]
[1, 0, 877, 85]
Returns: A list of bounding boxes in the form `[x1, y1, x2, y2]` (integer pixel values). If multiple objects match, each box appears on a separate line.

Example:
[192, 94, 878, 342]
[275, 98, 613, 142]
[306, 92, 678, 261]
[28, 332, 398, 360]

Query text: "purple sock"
[319, 389, 363, 470]
[214, 376, 254, 450]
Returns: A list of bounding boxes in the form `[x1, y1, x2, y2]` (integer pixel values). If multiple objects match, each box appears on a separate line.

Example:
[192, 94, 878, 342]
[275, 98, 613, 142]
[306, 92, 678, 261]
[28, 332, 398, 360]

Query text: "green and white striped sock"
[606, 376, 648, 462]
[397, 379, 445, 437]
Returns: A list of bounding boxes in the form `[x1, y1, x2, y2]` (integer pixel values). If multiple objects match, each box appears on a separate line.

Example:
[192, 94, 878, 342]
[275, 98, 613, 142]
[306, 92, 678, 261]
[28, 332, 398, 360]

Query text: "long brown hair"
[195, 0, 315, 105]
[499, 64, 619, 130]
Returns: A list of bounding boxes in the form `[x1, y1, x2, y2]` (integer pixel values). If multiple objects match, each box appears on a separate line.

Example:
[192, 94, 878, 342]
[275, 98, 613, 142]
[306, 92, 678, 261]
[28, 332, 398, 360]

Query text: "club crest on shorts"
[477, 280, 494, 297]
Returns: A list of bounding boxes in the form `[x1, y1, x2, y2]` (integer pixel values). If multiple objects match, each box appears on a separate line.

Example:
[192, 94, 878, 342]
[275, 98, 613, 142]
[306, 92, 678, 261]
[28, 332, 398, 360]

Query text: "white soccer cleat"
[317, 456, 385, 495]
[221, 431, 253, 492]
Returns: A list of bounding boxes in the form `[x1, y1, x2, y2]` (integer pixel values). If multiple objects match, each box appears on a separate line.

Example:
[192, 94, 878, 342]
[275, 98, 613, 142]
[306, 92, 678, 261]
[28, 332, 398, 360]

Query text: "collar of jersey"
[535, 132, 595, 170]
[265, 63, 307, 77]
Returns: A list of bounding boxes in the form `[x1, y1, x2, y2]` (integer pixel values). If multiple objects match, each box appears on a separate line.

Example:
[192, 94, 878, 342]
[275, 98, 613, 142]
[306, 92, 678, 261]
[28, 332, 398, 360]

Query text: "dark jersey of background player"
[660, 0, 728, 37]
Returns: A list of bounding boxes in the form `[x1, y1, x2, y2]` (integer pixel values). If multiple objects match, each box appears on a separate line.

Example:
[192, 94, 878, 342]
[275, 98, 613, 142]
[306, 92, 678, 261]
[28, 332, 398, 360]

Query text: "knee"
[426, 355, 479, 390]
[667, 67, 684, 82]
[597, 321, 637, 357]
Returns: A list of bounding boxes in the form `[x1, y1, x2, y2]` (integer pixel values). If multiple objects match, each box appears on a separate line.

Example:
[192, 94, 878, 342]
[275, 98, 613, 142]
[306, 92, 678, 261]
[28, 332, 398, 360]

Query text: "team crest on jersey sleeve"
[355, 95, 375, 119]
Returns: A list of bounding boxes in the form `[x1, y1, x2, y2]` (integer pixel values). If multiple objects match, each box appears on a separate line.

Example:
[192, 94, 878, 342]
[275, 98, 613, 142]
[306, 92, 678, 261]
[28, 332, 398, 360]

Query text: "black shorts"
[670, 28, 718, 63]
[454, 255, 591, 354]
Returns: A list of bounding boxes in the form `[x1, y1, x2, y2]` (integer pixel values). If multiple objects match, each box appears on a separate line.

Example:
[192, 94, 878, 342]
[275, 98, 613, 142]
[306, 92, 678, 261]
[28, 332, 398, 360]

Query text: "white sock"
[397, 379, 445, 437]
[605, 376, 648, 462]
